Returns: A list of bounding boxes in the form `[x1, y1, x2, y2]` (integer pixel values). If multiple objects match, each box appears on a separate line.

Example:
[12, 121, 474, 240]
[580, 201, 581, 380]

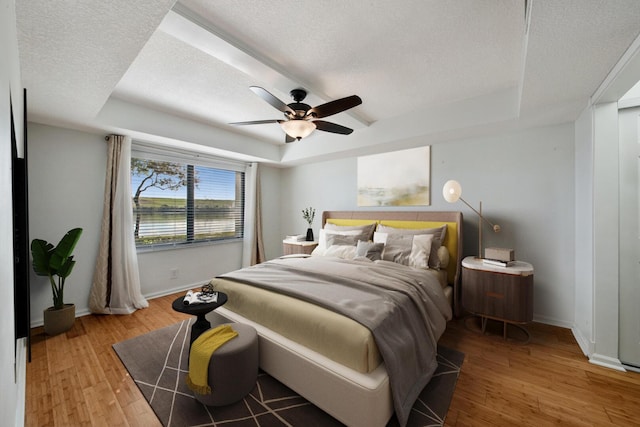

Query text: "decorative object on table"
[182, 289, 218, 305]
[30, 227, 83, 335]
[442, 180, 501, 258]
[201, 282, 215, 295]
[302, 206, 316, 241]
[284, 234, 306, 242]
[171, 292, 228, 345]
[484, 247, 514, 262]
[357, 146, 431, 206]
[482, 258, 517, 268]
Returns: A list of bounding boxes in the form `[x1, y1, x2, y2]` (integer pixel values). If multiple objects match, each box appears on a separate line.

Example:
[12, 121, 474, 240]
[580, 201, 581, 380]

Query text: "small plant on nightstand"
[302, 207, 315, 241]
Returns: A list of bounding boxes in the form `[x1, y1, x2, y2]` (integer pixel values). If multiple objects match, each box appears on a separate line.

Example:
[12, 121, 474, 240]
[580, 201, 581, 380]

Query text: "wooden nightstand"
[282, 240, 318, 255]
[461, 256, 534, 341]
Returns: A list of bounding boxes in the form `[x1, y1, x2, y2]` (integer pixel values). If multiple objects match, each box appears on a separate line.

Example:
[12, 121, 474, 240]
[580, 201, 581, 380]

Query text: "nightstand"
[282, 240, 318, 255]
[461, 256, 534, 342]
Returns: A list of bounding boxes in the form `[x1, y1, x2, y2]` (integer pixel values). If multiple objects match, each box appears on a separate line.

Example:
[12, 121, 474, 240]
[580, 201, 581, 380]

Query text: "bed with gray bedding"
[209, 210, 463, 427]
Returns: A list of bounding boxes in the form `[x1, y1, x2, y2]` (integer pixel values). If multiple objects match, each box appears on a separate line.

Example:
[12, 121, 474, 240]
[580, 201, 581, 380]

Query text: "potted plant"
[31, 227, 83, 335]
[302, 207, 315, 241]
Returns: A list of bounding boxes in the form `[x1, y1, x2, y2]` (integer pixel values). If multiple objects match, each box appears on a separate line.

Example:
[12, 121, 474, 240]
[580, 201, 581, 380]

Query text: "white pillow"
[313, 229, 367, 256]
[408, 234, 434, 269]
[323, 245, 358, 259]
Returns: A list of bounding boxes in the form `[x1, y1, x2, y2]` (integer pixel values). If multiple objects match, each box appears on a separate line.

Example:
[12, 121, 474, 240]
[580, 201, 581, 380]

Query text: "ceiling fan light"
[280, 120, 316, 140]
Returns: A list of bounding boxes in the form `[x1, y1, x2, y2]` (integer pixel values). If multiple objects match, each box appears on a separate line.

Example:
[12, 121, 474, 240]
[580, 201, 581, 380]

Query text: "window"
[131, 154, 245, 248]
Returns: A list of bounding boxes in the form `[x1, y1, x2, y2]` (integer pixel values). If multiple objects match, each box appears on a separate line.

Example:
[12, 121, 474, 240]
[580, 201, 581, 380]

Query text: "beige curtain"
[89, 135, 148, 314]
[242, 162, 266, 266]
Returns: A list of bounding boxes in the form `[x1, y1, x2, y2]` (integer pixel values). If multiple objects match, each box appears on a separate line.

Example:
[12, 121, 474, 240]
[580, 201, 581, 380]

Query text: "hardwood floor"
[26, 292, 640, 426]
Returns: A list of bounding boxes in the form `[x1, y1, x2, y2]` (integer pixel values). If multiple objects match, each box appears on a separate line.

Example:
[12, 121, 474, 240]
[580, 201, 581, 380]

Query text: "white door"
[618, 107, 640, 368]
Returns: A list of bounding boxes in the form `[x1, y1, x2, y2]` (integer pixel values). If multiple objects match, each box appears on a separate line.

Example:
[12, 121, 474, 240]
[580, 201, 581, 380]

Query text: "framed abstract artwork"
[357, 146, 431, 206]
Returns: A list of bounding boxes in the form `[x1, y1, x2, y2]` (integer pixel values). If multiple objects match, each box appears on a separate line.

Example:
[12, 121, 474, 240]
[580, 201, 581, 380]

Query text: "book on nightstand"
[284, 234, 306, 242]
[482, 258, 517, 267]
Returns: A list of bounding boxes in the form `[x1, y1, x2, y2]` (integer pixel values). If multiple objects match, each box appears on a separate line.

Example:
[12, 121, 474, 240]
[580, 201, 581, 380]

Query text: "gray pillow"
[326, 233, 367, 247]
[325, 222, 377, 241]
[355, 240, 384, 261]
[381, 234, 414, 265]
[376, 224, 447, 268]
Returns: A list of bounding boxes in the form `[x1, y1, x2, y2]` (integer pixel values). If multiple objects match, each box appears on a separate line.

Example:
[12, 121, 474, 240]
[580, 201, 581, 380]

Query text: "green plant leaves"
[30, 228, 83, 309]
[50, 228, 82, 275]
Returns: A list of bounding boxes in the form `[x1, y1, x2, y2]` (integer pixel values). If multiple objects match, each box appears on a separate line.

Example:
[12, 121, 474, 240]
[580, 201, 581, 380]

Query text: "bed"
[208, 210, 463, 427]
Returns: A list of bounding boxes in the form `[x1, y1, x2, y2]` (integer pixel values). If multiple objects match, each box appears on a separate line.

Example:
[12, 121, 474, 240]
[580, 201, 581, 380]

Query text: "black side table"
[172, 292, 228, 345]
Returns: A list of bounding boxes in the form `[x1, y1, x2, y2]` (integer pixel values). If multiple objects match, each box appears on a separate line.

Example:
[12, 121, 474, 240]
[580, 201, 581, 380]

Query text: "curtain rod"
[132, 140, 250, 168]
[104, 135, 251, 168]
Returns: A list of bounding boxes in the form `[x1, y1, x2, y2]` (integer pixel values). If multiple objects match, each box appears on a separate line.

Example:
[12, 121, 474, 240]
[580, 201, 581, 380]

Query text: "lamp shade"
[442, 180, 462, 203]
[280, 119, 316, 140]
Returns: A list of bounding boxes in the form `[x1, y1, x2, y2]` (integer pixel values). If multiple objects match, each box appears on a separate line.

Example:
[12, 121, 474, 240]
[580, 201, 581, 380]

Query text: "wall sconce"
[442, 179, 501, 258]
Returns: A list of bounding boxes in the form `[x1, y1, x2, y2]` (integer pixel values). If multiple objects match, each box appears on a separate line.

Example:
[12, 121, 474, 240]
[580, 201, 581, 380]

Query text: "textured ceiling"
[15, 0, 640, 165]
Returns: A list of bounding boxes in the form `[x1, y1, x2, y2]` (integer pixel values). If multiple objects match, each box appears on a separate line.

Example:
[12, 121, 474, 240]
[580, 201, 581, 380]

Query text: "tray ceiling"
[16, 0, 640, 165]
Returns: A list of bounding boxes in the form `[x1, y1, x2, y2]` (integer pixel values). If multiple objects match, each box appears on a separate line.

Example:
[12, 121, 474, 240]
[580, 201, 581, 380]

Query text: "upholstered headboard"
[322, 210, 463, 317]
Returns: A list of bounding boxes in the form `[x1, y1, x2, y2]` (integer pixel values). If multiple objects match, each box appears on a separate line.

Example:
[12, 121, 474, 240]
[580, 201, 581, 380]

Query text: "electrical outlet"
[170, 268, 179, 279]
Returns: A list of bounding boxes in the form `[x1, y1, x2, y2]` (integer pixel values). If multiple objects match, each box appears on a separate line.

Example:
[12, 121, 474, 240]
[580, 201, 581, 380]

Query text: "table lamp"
[442, 179, 501, 258]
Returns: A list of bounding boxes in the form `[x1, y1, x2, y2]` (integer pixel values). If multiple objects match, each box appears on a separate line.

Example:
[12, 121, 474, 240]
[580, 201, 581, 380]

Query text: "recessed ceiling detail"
[15, 0, 640, 165]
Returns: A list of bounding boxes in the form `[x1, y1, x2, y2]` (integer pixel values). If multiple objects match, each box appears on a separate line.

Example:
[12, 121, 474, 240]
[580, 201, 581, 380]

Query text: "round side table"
[172, 292, 228, 345]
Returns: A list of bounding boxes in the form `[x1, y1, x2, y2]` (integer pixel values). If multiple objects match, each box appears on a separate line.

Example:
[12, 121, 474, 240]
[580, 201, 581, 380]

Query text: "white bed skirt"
[211, 306, 394, 427]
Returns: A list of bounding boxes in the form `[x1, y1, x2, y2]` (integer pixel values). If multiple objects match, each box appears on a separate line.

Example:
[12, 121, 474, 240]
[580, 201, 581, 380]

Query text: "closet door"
[618, 107, 640, 368]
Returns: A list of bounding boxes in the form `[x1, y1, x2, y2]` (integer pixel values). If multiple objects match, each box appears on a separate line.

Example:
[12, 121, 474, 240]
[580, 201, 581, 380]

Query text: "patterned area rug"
[113, 320, 464, 427]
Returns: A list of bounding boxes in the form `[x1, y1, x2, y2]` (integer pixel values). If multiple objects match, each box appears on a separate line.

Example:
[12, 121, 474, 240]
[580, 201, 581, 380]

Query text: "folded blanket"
[186, 325, 238, 395]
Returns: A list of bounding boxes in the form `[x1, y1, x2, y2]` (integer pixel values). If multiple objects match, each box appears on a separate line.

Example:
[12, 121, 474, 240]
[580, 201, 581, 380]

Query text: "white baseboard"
[29, 281, 208, 328]
[15, 338, 26, 427]
[144, 280, 209, 300]
[589, 353, 626, 372]
[571, 326, 594, 357]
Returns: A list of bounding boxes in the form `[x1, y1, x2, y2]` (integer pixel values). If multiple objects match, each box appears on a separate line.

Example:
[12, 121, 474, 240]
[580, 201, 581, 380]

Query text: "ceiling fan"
[230, 86, 362, 143]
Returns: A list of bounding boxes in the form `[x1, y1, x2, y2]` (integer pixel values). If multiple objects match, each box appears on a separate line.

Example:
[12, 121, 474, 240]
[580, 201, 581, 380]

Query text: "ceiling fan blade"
[229, 119, 283, 125]
[250, 86, 295, 115]
[285, 134, 296, 143]
[313, 120, 354, 135]
[308, 95, 362, 119]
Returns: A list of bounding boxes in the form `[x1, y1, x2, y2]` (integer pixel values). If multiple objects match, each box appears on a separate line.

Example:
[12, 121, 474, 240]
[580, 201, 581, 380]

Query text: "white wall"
[28, 124, 106, 323]
[257, 164, 283, 261]
[27, 119, 578, 327]
[573, 105, 595, 355]
[1, 0, 25, 424]
[27, 123, 284, 323]
[590, 102, 623, 369]
[279, 123, 576, 326]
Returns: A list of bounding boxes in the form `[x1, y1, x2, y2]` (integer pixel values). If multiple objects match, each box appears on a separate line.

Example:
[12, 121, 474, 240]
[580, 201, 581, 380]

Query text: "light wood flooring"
[26, 292, 640, 426]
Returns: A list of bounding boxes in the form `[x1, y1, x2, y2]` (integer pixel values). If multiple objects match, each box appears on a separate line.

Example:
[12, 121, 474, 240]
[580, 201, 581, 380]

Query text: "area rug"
[113, 320, 464, 427]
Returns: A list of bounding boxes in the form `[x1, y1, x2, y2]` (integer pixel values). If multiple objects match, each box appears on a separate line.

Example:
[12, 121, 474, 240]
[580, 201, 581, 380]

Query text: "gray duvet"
[220, 256, 452, 427]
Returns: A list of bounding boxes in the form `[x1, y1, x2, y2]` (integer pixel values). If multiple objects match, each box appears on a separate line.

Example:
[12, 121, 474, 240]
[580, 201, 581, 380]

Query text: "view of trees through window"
[131, 158, 244, 247]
